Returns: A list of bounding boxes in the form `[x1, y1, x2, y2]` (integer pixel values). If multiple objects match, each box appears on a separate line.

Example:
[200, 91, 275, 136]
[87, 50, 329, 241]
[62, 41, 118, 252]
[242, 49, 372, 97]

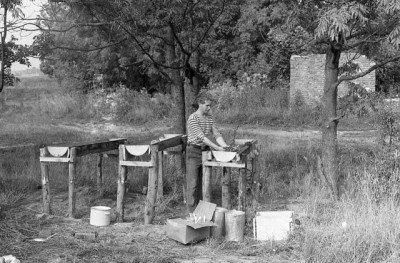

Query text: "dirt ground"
[4, 186, 304, 263]
[1, 121, 378, 263]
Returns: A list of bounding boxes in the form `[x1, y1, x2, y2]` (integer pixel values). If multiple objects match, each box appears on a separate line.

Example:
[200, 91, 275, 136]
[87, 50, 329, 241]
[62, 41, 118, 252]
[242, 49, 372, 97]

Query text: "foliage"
[208, 73, 289, 125]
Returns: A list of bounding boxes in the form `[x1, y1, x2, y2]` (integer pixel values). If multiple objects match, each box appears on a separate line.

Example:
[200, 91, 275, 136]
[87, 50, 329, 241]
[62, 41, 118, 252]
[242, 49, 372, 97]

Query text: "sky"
[11, 0, 47, 71]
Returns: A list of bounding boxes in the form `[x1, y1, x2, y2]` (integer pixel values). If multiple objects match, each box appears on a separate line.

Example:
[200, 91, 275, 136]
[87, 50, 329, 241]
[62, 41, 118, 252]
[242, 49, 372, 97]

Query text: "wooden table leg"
[97, 153, 104, 198]
[202, 151, 212, 202]
[145, 145, 159, 224]
[116, 145, 127, 222]
[157, 151, 164, 201]
[68, 147, 77, 218]
[222, 167, 231, 209]
[238, 159, 247, 212]
[40, 148, 51, 214]
[181, 148, 187, 204]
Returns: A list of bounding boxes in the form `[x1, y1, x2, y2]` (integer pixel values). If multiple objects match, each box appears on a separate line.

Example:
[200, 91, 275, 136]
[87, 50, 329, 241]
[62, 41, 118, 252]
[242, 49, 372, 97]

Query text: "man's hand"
[223, 145, 239, 152]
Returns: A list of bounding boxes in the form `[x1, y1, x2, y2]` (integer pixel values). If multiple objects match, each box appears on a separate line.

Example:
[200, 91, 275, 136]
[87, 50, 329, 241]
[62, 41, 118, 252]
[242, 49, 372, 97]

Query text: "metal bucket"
[90, 206, 111, 226]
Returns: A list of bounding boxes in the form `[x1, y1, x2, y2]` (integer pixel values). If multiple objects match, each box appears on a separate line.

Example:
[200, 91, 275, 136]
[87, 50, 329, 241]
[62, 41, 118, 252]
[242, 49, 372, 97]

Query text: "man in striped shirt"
[186, 92, 228, 212]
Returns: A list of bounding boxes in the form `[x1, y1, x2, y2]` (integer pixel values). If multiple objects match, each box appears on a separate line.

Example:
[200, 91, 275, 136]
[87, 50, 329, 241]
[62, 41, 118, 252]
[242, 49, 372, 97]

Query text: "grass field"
[1, 76, 400, 262]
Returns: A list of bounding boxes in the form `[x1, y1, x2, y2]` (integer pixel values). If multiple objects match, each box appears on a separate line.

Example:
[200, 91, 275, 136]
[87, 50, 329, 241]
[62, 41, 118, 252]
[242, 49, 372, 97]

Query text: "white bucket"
[225, 210, 246, 242]
[90, 206, 111, 226]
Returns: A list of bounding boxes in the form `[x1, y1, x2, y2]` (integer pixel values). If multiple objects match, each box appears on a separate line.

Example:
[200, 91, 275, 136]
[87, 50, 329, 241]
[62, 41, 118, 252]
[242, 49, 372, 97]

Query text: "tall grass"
[3, 76, 400, 261]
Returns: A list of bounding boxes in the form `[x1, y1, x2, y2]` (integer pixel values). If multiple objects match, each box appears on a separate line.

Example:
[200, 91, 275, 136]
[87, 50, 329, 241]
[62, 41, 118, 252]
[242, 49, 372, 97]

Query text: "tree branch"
[337, 54, 400, 84]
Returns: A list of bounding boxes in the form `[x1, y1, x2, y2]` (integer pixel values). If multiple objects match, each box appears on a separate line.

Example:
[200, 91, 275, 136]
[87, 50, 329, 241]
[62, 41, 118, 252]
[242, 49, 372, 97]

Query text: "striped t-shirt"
[187, 112, 222, 146]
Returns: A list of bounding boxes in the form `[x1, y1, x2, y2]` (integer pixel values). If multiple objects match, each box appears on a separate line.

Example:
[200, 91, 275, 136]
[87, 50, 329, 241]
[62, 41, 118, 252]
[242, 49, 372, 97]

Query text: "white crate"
[253, 211, 294, 241]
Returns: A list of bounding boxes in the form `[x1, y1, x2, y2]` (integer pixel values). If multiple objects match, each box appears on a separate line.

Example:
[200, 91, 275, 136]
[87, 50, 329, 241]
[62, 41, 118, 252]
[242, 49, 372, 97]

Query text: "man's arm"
[203, 137, 224, 151]
[212, 122, 228, 149]
[216, 136, 228, 148]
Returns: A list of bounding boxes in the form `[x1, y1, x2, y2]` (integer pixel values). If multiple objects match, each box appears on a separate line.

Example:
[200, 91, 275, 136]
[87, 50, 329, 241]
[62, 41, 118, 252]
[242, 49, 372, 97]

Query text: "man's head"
[193, 92, 214, 115]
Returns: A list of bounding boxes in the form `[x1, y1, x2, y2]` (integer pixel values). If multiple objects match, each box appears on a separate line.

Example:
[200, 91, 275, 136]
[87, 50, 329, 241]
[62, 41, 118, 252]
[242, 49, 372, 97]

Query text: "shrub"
[208, 74, 289, 125]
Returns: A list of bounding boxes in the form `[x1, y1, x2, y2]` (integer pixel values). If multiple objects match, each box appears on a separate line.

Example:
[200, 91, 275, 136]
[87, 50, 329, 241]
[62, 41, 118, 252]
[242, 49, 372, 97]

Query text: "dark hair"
[192, 91, 214, 110]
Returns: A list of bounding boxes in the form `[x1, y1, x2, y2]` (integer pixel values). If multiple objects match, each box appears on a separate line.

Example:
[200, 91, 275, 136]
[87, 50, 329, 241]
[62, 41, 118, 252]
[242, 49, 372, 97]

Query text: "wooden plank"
[181, 149, 187, 204]
[40, 148, 51, 214]
[97, 154, 104, 198]
[203, 161, 245, 168]
[50, 138, 127, 148]
[252, 155, 260, 206]
[157, 151, 164, 200]
[152, 135, 186, 152]
[119, 161, 153, 167]
[40, 157, 71, 163]
[237, 145, 251, 156]
[202, 152, 212, 202]
[144, 145, 159, 224]
[238, 158, 247, 212]
[75, 139, 126, 157]
[222, 167, 231, 210]
[68, 147, 77, 218]
[116, 145, 128, 223]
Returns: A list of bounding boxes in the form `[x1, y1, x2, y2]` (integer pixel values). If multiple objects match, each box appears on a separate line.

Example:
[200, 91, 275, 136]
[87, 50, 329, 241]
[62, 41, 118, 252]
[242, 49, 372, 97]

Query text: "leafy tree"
[36, 0, 240, 133]
[0, 0, 33, 94]
[274, 0, 400, 198]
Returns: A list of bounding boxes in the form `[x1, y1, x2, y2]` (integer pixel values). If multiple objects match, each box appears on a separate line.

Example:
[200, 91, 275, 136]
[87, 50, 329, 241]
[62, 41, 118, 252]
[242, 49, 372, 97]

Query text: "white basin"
[125, 145, 150, 156]
[47, 146, 69, 157]
[212, 151, 237, 162]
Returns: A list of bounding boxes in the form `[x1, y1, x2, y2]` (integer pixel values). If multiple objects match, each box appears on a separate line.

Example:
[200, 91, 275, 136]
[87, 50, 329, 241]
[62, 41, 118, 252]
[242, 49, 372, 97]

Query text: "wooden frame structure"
[117, 134, 186, 224]
[202, 139, 259, 211]
[39, 138, 127, 218]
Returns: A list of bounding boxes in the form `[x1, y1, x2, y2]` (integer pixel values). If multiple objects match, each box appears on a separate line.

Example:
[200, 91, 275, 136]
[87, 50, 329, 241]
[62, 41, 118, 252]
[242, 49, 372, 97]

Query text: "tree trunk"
[321, 44, 340, 199]
[0, 6, 8, 93]
[184, 51, 201, 122]
[166, 27, 185, 134]
[192, 50, 201, 95]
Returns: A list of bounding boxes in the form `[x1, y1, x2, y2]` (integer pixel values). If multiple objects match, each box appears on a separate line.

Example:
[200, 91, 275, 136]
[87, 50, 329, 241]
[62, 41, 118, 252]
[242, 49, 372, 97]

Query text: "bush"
[208, 74, 289, 125]
[90, 86, 173, 124]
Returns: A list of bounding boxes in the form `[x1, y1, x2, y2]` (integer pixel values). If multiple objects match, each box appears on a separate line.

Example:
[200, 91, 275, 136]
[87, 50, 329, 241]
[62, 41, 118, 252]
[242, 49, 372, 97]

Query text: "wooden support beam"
[238, 157, 247, 212]
[181, 148, 187, 204]
[202, 152, 212, 202]
[152, 135, 186, 152]
[144, 145, 159, 224]
[157, 151, 164, 200]
[97, 153, 104, 198]
[68, 147, 77, 218]
[252, 156, 260, 206]
[47, 138, 125, 157]
[40, 148, 51, 214]
[39, 157, 71, 163]
[116, 145, 128, 223]
[203, 161, 245, 168]
[119, 161, 153, 167]
[222, 167, 231, 210]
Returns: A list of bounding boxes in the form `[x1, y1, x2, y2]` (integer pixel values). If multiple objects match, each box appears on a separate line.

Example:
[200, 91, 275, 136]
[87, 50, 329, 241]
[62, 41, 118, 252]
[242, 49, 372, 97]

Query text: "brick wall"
[289, 53, 376, 106]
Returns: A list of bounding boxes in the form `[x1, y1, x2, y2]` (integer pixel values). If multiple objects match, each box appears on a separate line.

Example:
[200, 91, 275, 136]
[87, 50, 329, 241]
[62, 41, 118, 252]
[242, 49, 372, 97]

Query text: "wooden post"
[181, 146, 187, 204]
[68, 147, 77, 218]
[252, 155, 260, 206]
[97, 153, 104, 198]
[222, 167, 231, 210]
[157, 151, 164, 200]
[238, 157, 247, 212]
[40, 148, 51, 214]
[202, 151, 212, 202]
[144, 145, 159, 224]
[116, 145, 127, 222]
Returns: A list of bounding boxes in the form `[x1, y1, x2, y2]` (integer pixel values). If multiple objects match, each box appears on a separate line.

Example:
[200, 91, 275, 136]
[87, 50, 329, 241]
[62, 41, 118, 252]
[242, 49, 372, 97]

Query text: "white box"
[253, 211, 293, 241]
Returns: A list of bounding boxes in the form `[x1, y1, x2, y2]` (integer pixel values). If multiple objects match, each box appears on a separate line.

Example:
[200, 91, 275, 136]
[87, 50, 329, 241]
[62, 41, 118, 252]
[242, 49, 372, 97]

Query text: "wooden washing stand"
[117, 134, 187, 224]
[39, 138, 127, 218]
[202, 139, 259, 211]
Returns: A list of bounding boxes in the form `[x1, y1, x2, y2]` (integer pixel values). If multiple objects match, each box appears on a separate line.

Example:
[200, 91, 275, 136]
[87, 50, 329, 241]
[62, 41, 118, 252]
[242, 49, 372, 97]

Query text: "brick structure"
[290, 53, 376, 106]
